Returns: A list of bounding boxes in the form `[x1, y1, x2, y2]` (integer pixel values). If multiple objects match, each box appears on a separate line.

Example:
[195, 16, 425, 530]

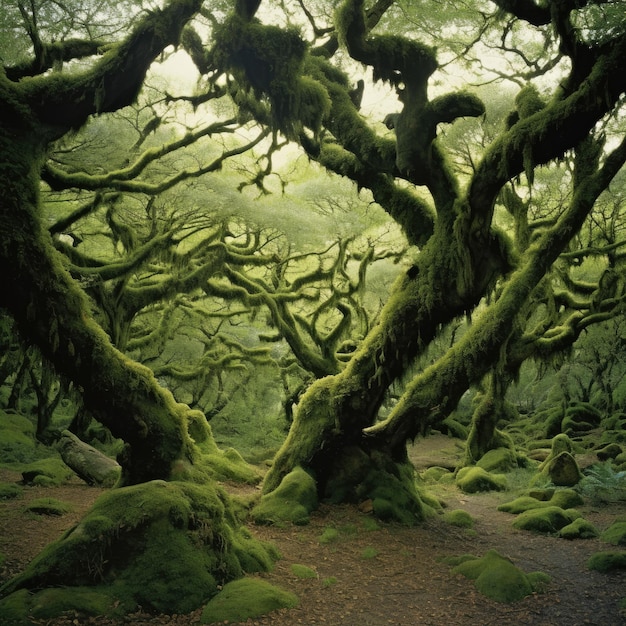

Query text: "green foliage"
[200, 577, 298, 624]
[290, 563, 318, 578]
[251, 466, 318, 525]
[587, 551, 626, 572]
[450, 549, 548, 603]
[578, 462, 626, 503]
[455, 466, 507, 493]
[25, 497, 73, 516]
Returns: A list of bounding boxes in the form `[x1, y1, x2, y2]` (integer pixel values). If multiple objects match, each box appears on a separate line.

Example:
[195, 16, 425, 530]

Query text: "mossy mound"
[443, 509, 474, 529]
[455, 466, 507, 494]
[449, 549, 549, 602]
[19, 457, 75, 486]
[596, 443, 624, 461]
[25, 497, 73, 516]
[587, 551, 626, 572]
[251, 466, 318, 525]
[0, 411, 38, 463]
[538, 451, 582, 487]
[420, 466, 452, 482]
[476, 447, 518, 473]
[512, 506, 581, 534]
[201, 577, 298, 624]
[561, 401, 602, 435]
[0, 586, 120, 621]
[0, 480, 277, 618]
[558, 517, 599, 539]
[601, 521, 626, 546]
[290, 564, 318, 579]
[0, 482, 22, 499]
[498, 489, 583, 514]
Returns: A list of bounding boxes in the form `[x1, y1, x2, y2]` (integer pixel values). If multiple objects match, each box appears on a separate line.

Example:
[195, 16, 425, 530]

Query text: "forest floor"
[1, 435, 625, 626]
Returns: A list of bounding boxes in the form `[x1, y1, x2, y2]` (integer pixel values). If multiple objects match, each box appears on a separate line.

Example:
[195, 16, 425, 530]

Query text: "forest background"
[1, 0, 626, 622]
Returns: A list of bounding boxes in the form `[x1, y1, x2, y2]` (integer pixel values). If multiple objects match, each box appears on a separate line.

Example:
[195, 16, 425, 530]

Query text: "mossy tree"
[0, 0, 279, 616]
[182, 0, 626, 519]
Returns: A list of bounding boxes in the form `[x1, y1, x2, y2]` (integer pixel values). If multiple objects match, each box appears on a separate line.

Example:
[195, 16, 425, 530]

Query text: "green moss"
[476, 448, 518, 473]
[0, 482, 22, 499]
[251, 466, 318, 525]
[443, 509, 474, 528]
[455, 466, 507, 493]
[587, 551, 626, 572]
[512, 506, 580, 534]
[361, 546, 378, 559]
[19, 457, 74, 486]
[1, 480, 277, 616]
[25, 497, 73, 516]
[421, 466, 452, 482]
[451, 549, 547, 602]
[200, 577, 298, 624]
[558, 517, 599, 539]
[290, 563, 318, 579]
[498, 489, 583, 514]
[0, 412, 39, 463]
[319, 527, 340, 544]
[30, 587, 118, 619]
[601, 521, 626, 546]
[0, 588, 32, 622]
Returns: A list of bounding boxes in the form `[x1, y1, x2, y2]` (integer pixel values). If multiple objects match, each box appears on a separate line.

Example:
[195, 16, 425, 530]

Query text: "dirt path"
[1, 437, 625, 626]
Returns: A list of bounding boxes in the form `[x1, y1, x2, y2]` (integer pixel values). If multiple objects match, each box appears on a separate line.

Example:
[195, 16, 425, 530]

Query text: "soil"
[1, 435, 625, 626]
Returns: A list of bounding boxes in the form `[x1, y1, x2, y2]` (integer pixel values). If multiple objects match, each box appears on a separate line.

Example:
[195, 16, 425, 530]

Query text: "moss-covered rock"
[558, 517, 599, 539]
[601, 521, 626, 546]
[421, 466, 452, 482]
[0, 480, 277, 617]
[587, 551, 626, 572]
[455, 466, 507, 493]
[201, 577, 298, 624]
[19, 457, 75, 486]
[539, 451, 582, 487]
[596, 443, 623, 461]
[561, 401, 602, 435]
[476, 447, 518, 473]
[25, 497, 73, 516]
[512, 506, 580, 534]
[251, 466, 318, 525]
[449, 549, 548, 602]
[443, 509, 474, 528]
[498, 488, 583, 514]
[0, 482, 22, 500]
